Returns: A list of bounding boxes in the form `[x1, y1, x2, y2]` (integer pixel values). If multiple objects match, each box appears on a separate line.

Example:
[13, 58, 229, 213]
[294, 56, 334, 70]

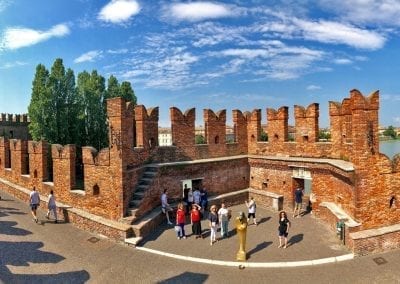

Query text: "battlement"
[0, 113, 29, 123]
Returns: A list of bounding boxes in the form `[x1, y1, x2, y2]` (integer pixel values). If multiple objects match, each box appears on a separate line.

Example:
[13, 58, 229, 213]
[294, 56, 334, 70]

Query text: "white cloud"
[0, 0, 11, 13]
[107, 48, 128, 54]
[168, 2, 233, 22]
[0, 24, 69, 50]
[0, 61, 28, 69]
[334, 58, 352, 65]
[306, 85, 321, 91]
[319, 0, 400, 26]
[98, 0, 140, 24]
[74, 50, 103, 63]
[292, 18, 385, 50]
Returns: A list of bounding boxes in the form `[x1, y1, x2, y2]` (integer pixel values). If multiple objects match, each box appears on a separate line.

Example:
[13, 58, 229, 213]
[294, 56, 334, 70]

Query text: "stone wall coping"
[350, 223, 400, 240]
[148, 155, 249, 167]
[43, 181, 54, 186]
[320, 202, 360, 227]
[0, 177, 131, 232]
[248, 155, 354, 172]
[249, 188, 283, 199]
[144, 155, 354, 172]
[70, 189, 85, 195]
[208, 188, 249, 202]
[68, 207, 132, 232]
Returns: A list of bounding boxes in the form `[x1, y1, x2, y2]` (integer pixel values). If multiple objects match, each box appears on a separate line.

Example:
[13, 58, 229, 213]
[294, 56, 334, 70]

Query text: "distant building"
[0, 113, 30, 140]
[158, 127, 172, 146]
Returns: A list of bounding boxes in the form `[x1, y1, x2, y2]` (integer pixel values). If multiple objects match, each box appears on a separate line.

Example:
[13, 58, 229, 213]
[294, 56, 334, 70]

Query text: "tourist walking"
[309, 192, 316, 214]
[29, 186, 40, 223]
[190, 203, 202, 239]
[293, 187, 304, 218]
[218, 203, 230, 238]
[208, 205, 219, 245]
[200, 187, 208, 218]
[45, 190, 58, 223]
[176, 202, 186, 239]
[161, 188, 173, 225]
[245, 197, 257, 225]
[278, 211, 291, 248]
[193, 188, 201, 205]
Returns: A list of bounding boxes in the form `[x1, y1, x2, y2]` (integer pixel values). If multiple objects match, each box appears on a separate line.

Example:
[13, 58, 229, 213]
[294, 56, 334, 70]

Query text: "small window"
[390, 196, 396, 208]
[93, 184, 100, 195]
[214, 136, 219, 144]
[33, 170, 38, 178]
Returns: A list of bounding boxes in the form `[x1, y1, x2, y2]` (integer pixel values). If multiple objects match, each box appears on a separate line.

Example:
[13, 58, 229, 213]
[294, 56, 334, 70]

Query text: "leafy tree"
[77, 70, 108, 149]
[195, 135, 206, 144]
[383, 125, 397, 139]
[120, 81, 136, 104]
[106, 75, 120, 99]
[28, 64, 50, 141]
[260, 130, 268, 141]
[318, 130, 331, 141]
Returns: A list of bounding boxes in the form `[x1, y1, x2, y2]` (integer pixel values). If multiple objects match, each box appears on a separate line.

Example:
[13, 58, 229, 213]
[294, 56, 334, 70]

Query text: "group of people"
[161, 189, 261, 246]
[161, 186, 317, 250]
[28, 187, 58, 223]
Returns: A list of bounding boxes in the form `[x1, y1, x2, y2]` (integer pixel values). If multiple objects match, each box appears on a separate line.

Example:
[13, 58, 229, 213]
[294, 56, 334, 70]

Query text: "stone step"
[145, 166, 158, 172]
[132, 191, 145, 200]
[125, 237, 143, 247]
[143, 171, 157, 178]
[135, 184, 148, 192]
[138, 178, 152, 185]
[129, 200, 141, 208]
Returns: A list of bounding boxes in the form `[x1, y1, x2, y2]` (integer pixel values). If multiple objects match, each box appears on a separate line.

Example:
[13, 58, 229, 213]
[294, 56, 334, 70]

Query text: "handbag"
[174, 225, 182, 234]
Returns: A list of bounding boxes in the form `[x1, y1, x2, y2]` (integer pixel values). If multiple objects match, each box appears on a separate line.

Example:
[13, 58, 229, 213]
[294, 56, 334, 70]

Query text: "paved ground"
[142, 204, 349, 262]
[1, 189, 400, 283]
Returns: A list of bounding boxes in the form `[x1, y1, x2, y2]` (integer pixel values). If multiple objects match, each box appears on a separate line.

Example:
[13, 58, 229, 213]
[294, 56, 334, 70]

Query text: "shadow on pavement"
[289, 233, 304, 246]
[0, 266, 90, 284]
[157, 271, 208, 284]
[0, 221, 32, 236]
[0, 199, 91, 283]
[248, 241, 273, 259]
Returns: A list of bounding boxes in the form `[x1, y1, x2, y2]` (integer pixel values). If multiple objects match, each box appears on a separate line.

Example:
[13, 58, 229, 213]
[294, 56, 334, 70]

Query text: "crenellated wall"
[1, 89, 400, 255]
[0, 113, 30, 140]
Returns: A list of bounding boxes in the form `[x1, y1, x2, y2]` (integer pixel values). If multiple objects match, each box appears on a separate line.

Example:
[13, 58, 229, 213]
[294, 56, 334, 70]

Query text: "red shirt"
[176, 209, 186, 224]
[191, 209, 201, 222]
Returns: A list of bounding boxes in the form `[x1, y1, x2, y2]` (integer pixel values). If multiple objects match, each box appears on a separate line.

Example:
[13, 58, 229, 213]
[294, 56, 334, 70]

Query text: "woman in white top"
[245, 197, 257, 225]
[46, 190, 58, 223]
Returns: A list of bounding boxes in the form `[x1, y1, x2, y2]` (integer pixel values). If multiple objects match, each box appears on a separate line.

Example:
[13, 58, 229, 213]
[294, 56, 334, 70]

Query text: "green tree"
[28, 64, 50, 141]
[383, 125, 397, 139]
[106, 75, 120, 99]
[77, 70, 108, 149]
[260, 130, 268, 141]
[64, 69, 79, 145]
[195, 135, 206, 144]
[120, 81, 137, 104]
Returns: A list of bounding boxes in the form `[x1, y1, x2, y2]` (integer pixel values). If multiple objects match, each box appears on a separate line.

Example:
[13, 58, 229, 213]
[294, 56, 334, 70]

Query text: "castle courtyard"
[1, 189, 400, 283]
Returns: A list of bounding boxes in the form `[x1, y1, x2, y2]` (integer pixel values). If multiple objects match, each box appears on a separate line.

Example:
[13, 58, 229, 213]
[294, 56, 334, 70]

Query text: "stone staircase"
[126, 165, 158, 223]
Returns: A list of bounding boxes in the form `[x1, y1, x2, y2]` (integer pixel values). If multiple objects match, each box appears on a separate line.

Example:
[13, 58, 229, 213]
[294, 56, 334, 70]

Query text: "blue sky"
[1, 0, 400, 127]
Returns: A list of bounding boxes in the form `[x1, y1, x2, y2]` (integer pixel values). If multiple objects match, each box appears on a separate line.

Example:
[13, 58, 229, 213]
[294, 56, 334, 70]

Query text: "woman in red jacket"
[190, 204, 202, 239]
[176, 202, 186, 239]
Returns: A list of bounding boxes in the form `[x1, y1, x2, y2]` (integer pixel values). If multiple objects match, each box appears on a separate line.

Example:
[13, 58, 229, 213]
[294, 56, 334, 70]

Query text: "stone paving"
[2, 189, 400, 283]
[141, 204, 350, 263]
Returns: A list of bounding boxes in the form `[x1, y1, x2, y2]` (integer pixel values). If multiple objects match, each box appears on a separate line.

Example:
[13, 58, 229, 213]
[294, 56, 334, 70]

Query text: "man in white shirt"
[218, 203, 230, 238]
[245, 197, 257, 225]
[46, 190, 58, 223]
[29, 186, 40, 223]
[161, 189, 173, 225]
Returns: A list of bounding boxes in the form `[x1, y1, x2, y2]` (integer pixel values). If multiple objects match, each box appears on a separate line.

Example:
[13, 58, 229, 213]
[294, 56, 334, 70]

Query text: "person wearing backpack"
[245, 196, 257, 226]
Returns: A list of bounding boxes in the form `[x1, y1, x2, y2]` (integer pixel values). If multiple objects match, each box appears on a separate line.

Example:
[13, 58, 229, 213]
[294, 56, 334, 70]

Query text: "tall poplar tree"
[77, 70, 108, 149]
[28, 64, 50, 141]
[120, 81, 136, 104]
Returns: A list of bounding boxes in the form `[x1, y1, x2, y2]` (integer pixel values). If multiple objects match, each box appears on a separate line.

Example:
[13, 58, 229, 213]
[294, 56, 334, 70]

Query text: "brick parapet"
[28, 140, 48, 184]
[170, 107, 195, 147]
[232, 109, 248, 153]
